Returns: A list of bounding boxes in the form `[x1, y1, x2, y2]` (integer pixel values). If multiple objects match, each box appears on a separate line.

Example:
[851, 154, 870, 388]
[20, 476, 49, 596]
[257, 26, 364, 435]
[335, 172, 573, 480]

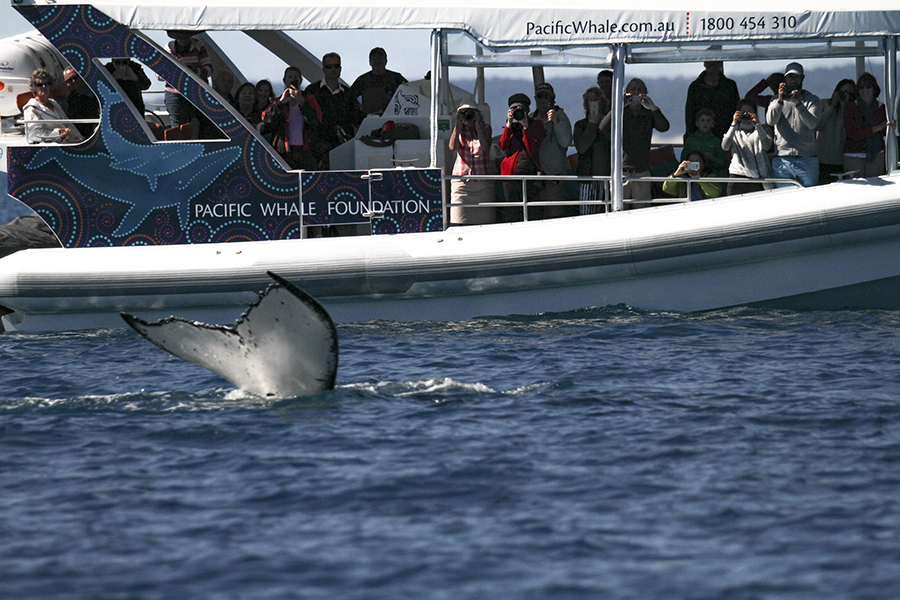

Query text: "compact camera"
[739, 111, 754, 121]
[687, 162, 700, 171]
[783, 84, 800, 96]
[627, 94, 642, 103]
[460, 109, 476, 120]
[510, 103, 528, 121]
[289, 79, 300, 90]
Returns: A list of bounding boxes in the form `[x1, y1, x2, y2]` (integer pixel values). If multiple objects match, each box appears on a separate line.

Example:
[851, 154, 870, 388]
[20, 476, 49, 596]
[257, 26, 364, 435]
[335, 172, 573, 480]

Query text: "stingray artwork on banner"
[7, 3, 442, 248]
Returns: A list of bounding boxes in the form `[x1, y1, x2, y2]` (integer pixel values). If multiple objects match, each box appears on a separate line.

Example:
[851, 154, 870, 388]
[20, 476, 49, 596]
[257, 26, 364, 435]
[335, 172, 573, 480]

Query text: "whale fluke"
[122, 272, 338, 398]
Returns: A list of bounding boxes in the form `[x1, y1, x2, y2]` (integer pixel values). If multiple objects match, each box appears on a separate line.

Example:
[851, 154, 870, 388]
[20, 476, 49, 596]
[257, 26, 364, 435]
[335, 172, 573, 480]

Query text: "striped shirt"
[164, 37, 212, 94]
[452, 126, 495, 176]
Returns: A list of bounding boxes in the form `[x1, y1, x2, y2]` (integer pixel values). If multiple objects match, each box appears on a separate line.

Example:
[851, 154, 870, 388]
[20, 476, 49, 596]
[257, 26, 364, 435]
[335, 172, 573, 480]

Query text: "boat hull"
[2, 177, 900, 332]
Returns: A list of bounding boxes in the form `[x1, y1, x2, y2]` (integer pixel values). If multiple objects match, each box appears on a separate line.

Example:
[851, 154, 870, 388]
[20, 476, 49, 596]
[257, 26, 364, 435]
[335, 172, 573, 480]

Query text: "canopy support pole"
[430, 29, 441, 169]
[611, 45, 626, 212]
[885, 36, 898, 174]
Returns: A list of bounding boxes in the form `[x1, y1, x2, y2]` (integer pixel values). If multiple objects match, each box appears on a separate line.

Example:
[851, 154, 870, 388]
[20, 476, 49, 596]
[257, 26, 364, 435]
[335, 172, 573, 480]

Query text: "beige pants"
[623, 170, 652, 200]
[843, 152, 885, 178]
[450, 179, 496, 225]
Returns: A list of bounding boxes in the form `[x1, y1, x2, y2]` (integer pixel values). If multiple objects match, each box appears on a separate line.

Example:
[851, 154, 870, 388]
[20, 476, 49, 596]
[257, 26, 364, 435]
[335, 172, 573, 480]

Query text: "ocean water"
[2, 307, 900, 600]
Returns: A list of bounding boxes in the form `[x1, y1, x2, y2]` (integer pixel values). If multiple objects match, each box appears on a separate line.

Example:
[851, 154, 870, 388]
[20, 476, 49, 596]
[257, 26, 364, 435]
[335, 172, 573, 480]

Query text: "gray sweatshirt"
[765, 91, 820, 158]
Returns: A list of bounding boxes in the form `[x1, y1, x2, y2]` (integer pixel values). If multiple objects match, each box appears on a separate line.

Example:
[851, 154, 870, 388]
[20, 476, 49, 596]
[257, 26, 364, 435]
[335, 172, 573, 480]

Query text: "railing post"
[522, 177, 529, 221]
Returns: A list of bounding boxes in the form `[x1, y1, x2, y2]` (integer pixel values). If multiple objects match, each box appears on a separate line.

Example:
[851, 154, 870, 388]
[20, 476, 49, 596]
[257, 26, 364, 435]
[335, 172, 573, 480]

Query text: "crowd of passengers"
[20, 34, 897, 227]
[23, 30, 408, 173]
[448, 60, 896, 226]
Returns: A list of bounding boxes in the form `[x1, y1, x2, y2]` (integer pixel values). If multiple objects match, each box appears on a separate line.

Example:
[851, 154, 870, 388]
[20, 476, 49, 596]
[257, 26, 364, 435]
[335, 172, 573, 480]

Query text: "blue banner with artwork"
[7, 3, 443, 247]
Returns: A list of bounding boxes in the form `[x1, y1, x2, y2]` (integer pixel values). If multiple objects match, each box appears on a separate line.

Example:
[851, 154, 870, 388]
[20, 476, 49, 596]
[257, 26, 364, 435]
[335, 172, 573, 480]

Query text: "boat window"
[629, 38, 884, 64]
[444, 30, 614, 68]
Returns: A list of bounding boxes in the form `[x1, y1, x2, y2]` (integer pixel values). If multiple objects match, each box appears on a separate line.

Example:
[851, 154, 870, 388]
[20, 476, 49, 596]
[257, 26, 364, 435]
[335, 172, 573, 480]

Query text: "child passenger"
[721, 99, 774, 195]
[681, 108, 728, 176]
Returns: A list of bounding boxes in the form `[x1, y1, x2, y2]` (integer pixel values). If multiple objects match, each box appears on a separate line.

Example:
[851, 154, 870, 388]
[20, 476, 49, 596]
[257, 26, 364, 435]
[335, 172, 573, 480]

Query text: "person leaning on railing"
[22, 69, 84, 145]
[662, 151, 722, 201]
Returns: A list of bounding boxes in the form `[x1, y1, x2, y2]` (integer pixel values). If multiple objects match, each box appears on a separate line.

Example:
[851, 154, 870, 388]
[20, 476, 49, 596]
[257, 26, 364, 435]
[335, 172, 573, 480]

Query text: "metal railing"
[19, 117, 100, 144]
[445, 173, 804, 222]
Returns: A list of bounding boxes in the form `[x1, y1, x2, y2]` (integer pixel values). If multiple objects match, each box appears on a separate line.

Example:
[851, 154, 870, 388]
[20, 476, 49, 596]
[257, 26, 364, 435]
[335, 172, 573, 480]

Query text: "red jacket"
[500, 120, 545, 175]
[843, 100, 887, 155]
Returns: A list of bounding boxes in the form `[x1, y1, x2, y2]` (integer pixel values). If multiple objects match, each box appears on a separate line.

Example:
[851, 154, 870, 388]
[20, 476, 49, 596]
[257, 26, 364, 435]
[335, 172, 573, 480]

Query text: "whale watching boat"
[1, 0, 899, 332]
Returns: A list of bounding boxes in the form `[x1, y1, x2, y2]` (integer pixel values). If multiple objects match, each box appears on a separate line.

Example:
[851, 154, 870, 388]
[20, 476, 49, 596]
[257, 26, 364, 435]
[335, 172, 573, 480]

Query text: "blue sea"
[2, 307, 900, 600]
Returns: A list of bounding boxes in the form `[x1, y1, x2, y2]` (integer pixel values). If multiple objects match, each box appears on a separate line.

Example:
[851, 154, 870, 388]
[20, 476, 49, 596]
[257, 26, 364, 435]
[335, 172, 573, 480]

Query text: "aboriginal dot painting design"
[7, 3, 442, 247]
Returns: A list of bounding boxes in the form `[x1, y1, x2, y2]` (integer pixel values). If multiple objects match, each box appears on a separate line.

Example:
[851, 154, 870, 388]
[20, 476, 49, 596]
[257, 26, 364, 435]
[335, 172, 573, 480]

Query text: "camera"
[460, 109, 476, 120]
[783, 84, 799, 96]
[739, 111, 754, 121]
[627, 94, 641, 103]
[511, 103, 527, 121]
[687, 162, 700, 171]
[289, 79, 300, 90]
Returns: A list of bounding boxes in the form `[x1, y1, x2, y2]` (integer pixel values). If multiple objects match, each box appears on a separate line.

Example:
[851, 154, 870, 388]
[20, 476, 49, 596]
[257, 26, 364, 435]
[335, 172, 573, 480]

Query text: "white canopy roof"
[15, 0, 900, 48]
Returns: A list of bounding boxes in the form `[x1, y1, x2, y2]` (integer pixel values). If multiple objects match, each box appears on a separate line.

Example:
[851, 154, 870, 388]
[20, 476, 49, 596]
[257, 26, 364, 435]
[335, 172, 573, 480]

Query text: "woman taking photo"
[816, 78, 855, 184]
[448, 104, 495, 226]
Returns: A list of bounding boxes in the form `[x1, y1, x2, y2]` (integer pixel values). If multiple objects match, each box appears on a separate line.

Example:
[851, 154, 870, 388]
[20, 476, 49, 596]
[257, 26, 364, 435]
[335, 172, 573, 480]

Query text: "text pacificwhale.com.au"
[526, 19, 676, 36]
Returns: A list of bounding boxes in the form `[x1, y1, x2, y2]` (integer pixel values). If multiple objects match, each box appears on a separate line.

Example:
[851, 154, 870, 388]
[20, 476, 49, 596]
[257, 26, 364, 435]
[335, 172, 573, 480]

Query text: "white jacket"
[23, 97, 85, 144]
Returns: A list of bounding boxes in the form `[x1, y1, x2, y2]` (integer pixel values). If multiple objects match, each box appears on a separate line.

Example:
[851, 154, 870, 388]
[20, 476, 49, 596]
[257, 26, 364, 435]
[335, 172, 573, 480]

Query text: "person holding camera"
[816, 79, 856, 184]
[105, 58, 152, 116]
[662, 151, 722, 201]
[448, 104, 495, 226]
[766, 62, 820, 188]
[600, 78, 670, 203]
[574, 86, 611, 214]
[499, 93, 545, 222]
[722, 99, 774, 195]
[261, 66, 322, 171]
[529, 83, 572, 219]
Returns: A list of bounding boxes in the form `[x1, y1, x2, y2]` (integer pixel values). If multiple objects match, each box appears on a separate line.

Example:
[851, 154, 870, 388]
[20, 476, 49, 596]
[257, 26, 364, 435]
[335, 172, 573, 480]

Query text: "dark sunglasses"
[535, 93, 553, 100]
[65, 77, 77, 84]
[324, 64, 341, 69]
[34, 82, 50, 88]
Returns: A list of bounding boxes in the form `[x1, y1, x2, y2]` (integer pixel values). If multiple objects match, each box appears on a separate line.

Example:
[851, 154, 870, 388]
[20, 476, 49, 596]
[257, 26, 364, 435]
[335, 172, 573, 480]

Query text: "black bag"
[360, 121, 419, 147]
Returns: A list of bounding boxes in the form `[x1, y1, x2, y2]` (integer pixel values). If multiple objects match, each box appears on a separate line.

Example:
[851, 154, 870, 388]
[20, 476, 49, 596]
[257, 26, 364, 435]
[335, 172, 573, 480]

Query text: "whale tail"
[122, 272, 338, 398]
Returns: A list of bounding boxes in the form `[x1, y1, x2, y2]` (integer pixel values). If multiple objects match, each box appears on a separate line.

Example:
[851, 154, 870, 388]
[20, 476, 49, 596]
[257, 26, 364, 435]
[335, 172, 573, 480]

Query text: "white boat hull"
[2, 177, 900, 332]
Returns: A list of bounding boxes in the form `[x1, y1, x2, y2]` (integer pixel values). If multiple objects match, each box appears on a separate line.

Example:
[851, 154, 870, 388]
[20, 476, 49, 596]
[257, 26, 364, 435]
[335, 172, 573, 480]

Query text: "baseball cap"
[535, 82, 555, 97]
[785, 62, 804, 76]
